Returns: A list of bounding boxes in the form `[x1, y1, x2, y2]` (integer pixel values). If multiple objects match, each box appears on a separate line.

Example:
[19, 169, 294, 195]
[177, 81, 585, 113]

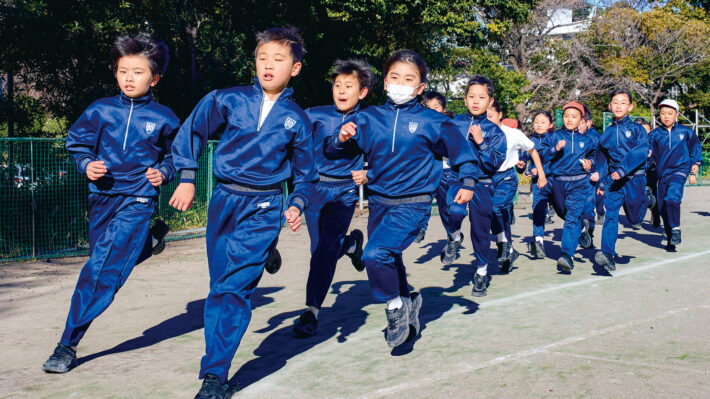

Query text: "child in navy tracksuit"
[595, 90, 653, 273]
[450, 75, 507, 297]
[636, 118, 662, 228]
[538, 102, 596, 273]
[330, 50, 476, 348]
[528, 111, 555, 258]
[169, 28, 317, 399]
[487, 100, 547, 273]
[43, 33, 177, 374]
[292, 59, 376, 337]
[577, 104, 600, 250]
[649, 99, 703, 251]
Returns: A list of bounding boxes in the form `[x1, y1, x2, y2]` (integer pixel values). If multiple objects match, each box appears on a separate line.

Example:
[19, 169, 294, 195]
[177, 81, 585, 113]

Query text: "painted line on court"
[549, 351, 710, 375]
[366, 304, 705, 398]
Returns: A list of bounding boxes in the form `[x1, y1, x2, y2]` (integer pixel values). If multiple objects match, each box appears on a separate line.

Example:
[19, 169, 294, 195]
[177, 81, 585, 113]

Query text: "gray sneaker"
[471, 273, 490, 297]
[595, 251, 616, 272]
[385, 300, 410, 348]
[579, 219, 592, 249]
[440, 233, 463, 265]
[407, 292, 423, 337]
[531, 240, 546, 259]
[42, 343, 77, 373]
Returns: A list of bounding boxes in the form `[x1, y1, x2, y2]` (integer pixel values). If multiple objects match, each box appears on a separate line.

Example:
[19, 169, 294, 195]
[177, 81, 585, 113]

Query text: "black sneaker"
[150, 219, 169, 255]
[665, 243, 677, 252]
[471, 273, 490, 297]
[500, 249, 519, 274]
[579, 219, 592, 249]
[594, 251, 616, 272]
[497, 241, 511, 262]
[646, 186, 656, 210]
[195, 373, 230, 399]
[264, 249, 282, 274]
[530, 240, 545, 259]
[510, 212, 516, 226]
[546, 214, 554, 224]
[596, 213, 605, 225]
[414, 229, 426, 244]
[440, 233, 463, 265]
[385, 301, 410, 348]
[557, 254, 574, 273]
[346, 229, 365, 272]
[670, 229, 682, 246]
[407, 292, 423, 338]
[42, 343, 77, 373]
[293, 310, 318, 337]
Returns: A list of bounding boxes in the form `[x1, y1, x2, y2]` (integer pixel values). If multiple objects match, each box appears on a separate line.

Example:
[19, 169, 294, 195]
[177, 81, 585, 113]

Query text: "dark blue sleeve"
[432, 119, 476, 189]
[65, 106, 99, 174]
[618, 126, 649, 178]
[689, 130, 703, 167]
[324, 113, 365, 157]
[537, 132, 559, 164]
[472, 126, 507, 175]
[171, 91, 226, 183]
[287, 116, 318, 212]
[156, 114, 180, 184]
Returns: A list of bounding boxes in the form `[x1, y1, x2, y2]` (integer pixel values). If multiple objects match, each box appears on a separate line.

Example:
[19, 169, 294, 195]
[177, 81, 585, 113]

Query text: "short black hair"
[534, 110, 554, 124]
[610, 88, 633, 103]
[421, 91, 447, 110]
[383, 49, 428, 83]
[255, 26, 306, 63]
[330, 59, 377, 90]
[111, 32, 169, 75]
[633, 117, 646, 124]
[465, 74, 494, 98]
[583, 104, 593, 121]
[489, 98, 502, 114]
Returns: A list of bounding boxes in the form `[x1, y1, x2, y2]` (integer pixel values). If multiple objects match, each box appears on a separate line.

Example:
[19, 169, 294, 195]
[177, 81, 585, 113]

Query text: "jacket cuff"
[180, 169, 196, 184]
[616, 168, 626, 179]
[78, 157, 93, 174]
[478, 142, 488, 150]
[158, 167, 171, 184]
[461, 178, 475, 191]
[289, 195, 306, 213]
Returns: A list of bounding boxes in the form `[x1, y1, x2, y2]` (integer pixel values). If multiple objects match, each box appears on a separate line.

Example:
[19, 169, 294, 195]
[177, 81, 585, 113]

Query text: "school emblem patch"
[679, 134, 684, 140]
[409, 122, 418, 133]
[145, 122, 156, 134]
[579, 142, 585, 148]
[284, 117, 297, 129]
[624, 130, 631, 139]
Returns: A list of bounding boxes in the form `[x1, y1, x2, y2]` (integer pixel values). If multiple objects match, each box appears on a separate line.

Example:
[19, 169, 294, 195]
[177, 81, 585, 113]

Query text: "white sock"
[497, 233, 507, 243]
[308, 306, 319, 319]
[535, 236, 543, 244]
[151, 236, 158, 247]
[476, 264, 488, 276]
[387, 296, 403, 310]
[451, 230, 462, 242]
[672, 227, 680, 231]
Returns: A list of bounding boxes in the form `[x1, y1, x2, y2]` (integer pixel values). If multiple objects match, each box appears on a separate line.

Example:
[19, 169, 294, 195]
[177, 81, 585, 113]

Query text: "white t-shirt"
[258, 95, 277, 130]
[498, 124, 535, 172]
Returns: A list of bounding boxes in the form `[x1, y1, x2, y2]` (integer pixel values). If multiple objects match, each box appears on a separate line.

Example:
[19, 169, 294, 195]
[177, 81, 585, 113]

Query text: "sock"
[497, 233, 507, 243]
[476, 264, 488, 276]
[308, 306, 319, 319]
[451, 230, 462, 242]
[509, 245, 514, 254]
[535, 236, 543, 244]
[672, 227, 680, 231]
[387, 296, 403, 310]
[151, 236, 158, 247]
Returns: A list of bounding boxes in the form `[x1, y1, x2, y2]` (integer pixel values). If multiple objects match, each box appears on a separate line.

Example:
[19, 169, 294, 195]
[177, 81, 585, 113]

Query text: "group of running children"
[40, 28, 703, 399]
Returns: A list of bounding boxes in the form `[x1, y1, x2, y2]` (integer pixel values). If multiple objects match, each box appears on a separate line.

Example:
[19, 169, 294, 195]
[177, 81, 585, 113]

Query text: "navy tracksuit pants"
[303, 180, 359, 309]
[362, 195, 431, 302]
[548, 177, 588, 257]
[601, 174, 649, 255]
[468, 181, 495, 268]
[532, 178, 552, 239]
[491, 168, 518, 243]
[60, 194, 155, 347]
[658, 174, 686, 241]
[420, 169, 468, 236]
[582, 180, 597, 236]
[200, 185, 284, 383]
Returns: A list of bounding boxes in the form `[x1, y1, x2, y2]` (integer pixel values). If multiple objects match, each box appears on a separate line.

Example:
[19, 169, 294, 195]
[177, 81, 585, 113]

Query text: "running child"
[528, 111, 555, 258]
[292, 59, 376, 337]
[43, 33, 177, 374]
[577, 104, 600, 250]
[169, 27, 317, 399]
[538, 102, 597, 272]
[331, 49, 476, 347]
[648, 99, 702, 251]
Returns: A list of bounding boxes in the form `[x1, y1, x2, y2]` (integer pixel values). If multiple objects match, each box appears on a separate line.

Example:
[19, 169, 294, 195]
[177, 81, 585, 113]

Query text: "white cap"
[659, 99, 679, 112]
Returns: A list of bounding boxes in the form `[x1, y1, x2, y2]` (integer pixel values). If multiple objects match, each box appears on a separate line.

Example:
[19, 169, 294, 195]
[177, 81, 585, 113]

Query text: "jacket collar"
[332, 102, 361, 115]
[119, 91, 153, 107]
[611, 115, 631, 126]
[252, 77, 293, 101]
[385, 97, 420, 111]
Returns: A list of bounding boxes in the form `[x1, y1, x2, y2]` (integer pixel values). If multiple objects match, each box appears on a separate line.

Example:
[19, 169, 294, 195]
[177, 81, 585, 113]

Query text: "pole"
[6, 70, 14, 137]
[31, 140, 36, 258]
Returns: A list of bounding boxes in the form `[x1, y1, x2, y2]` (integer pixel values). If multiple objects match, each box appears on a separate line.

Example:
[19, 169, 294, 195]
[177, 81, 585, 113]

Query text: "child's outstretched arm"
[527, 148, 547, 188]
[66, 105, 107, 180]
[433, 119, 476, 203]
[615, 127, 649, 179]
[284, 117, 318, 232]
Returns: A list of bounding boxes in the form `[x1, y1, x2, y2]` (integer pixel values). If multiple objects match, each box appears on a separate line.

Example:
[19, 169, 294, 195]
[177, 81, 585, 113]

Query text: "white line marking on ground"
[548, 351, 710, 375]
[365, 304, 705, 398]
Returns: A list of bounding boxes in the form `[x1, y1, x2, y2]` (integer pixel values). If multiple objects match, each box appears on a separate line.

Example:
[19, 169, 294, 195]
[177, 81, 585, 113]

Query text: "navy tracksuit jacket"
[61, 91, 179, 347]
[597, 115, 650, 255]
[582, 127, 601, 236]
[326, 98, 476, 302]
[539, 127, 597, 258]
[171, 78, 317, 383]
[527, 133, 553, 240]
[302, 104, 363, 310]
[452, 112, 507, 269]
[649, 122, 703, 240]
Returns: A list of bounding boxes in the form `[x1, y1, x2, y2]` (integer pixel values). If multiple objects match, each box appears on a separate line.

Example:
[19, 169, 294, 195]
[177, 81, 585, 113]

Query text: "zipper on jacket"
[257, 93, 266, 132]
[391, 108, 400, 152]
[122, 98, 134, 151]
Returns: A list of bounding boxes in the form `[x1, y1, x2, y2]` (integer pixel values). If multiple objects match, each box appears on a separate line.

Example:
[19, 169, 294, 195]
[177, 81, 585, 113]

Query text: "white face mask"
[386, 83, 416, 105]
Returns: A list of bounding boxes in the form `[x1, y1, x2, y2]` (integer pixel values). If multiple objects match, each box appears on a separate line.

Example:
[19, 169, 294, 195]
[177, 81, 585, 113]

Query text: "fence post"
[31, 140, 36, 259]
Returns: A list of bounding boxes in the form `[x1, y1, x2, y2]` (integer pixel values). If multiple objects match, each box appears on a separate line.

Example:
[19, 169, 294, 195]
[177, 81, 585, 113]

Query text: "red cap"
[501, 118, 519, 129]
[563, 102, 585, 117]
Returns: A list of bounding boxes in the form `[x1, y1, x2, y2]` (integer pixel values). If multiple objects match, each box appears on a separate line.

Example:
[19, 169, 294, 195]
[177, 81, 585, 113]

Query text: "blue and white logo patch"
[409, 122, 418, 133]
[145, 122, 156, 134]
[284, 117, 296, 129]
[580, 142, 585, 148]
[679, 134, 684, 140]
[624, 130, 631, 139]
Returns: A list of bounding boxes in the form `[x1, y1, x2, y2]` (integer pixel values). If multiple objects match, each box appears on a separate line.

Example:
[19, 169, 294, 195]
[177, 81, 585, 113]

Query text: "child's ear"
[628, 103, 634, 112]
[290, 62, 302, 77]
[358, 87, 369, 100]
[415, 83, 426, 96]
[150, 74, 161, 87]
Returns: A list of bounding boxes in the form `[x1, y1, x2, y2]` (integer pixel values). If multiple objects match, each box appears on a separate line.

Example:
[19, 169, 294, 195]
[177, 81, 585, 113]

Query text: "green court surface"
[1, 186, 709, 398]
